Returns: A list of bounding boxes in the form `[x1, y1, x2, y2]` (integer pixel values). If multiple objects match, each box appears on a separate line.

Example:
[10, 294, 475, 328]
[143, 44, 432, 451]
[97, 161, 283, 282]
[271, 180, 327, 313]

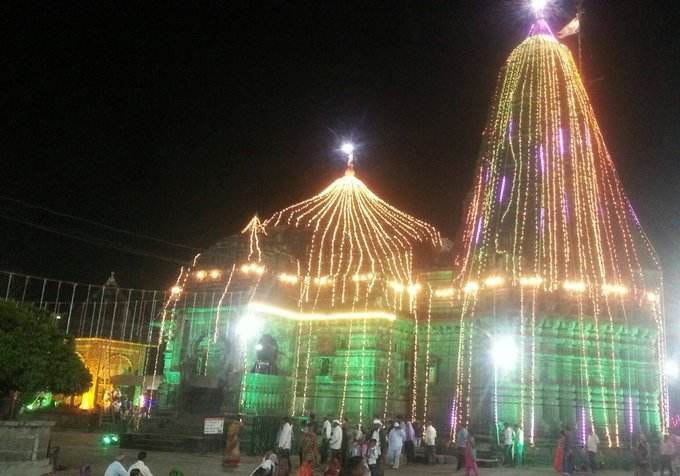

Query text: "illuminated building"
[146, 19, 667, 447]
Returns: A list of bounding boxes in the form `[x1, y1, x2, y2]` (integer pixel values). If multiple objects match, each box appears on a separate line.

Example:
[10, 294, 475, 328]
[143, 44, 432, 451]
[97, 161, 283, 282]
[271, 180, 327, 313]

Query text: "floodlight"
[235, 314, 263, 341]
[492, 336, 519, 370]
[665, 360, 679, 379]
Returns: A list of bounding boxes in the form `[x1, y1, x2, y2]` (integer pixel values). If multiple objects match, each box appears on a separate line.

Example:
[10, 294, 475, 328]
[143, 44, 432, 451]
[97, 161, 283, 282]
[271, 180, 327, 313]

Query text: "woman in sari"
[301, 423, 319, 466]
[553, 430, 565, 473]
[222, 417, 244, 467]
[464, 429, 479, 476]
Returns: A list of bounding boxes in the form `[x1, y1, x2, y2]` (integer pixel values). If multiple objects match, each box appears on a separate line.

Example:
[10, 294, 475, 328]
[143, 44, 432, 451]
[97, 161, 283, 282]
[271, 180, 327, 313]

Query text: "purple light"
[508, 119, 514, 140]
[539, 145, 546, 174]
[564, 193, 570, 220]
[538, 207, 544, 230]
[499, 176, 507, 203]
[558, 128, 564, 156]
[475, 217, 484, 244]
[484, 166, 490, 183]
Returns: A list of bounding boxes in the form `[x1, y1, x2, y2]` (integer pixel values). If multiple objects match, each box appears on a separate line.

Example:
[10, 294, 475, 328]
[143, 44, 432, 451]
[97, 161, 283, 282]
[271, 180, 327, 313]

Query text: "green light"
[101, 433, 119, 446]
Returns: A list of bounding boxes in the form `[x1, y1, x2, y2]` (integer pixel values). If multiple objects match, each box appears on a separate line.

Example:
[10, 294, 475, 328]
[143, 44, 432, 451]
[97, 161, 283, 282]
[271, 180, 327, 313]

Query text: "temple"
[34, 19, 667, 447]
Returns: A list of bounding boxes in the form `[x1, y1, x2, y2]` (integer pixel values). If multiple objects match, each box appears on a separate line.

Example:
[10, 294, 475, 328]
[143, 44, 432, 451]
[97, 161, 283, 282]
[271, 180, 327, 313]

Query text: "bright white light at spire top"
[341, 143, 355, 166]
[530, 0, 548, 14]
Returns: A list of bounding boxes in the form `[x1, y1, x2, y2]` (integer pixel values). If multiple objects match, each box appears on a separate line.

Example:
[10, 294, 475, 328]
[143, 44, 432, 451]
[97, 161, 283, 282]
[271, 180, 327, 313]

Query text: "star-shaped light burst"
[266, 159, 441, 306]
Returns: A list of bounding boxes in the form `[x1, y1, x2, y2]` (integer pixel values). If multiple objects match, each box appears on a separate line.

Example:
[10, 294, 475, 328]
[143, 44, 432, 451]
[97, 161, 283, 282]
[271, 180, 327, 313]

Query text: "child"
[367, 439, 381, 476]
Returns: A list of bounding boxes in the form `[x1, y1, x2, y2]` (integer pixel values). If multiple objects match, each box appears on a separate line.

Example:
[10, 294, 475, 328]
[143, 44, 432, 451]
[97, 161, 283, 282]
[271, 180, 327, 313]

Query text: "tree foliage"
[0, 299, 92, 402]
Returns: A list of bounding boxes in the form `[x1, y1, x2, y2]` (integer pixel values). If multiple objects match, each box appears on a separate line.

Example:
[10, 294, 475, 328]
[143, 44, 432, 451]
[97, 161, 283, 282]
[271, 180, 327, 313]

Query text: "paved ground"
[50, 430, 643, 475]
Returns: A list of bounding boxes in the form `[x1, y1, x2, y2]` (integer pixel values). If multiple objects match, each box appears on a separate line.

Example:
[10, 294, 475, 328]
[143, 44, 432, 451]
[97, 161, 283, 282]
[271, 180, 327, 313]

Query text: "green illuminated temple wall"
[417, 284, 662, 442]
[161, 280, 661, 442]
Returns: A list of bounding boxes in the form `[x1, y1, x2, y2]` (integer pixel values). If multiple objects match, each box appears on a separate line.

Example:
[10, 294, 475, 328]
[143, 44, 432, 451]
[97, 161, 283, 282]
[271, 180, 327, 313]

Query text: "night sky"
[1, 1, 679, 302]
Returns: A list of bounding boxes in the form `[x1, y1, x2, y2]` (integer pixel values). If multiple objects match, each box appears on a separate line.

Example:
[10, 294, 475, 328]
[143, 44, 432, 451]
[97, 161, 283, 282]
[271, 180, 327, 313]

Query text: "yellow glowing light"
[195, 270, 207, 281]
[463, 282, 479, 294]
[519, 276, 543, 287]
[209, 269, 222, 279]
[390, 281, 405, 292]
[170, 286, 182, 295]
[247, 302, 396, 321]
[240, 263, 265, 275]
[434, 287, 454, 298]
[278, 273, 299, 284]
[602, 283, 627, 296]
[484, 276, 504, 287]
[646, 292, 660, 303]
[563, 280, 586, 292]
[407, 283, 421, 295]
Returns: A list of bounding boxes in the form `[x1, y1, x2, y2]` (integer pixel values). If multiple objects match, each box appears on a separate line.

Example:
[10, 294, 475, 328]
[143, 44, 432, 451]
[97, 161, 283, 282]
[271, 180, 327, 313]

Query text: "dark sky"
[1, 1, 679, 295]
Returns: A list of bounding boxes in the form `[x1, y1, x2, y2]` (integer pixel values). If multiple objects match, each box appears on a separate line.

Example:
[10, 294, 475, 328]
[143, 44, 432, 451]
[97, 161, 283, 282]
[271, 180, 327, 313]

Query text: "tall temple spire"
[451, 17, 668, 441]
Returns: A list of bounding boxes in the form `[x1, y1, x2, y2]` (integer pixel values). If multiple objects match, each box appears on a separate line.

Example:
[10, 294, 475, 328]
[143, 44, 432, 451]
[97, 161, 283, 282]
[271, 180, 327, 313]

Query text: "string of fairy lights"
[450, 19, 668, 443]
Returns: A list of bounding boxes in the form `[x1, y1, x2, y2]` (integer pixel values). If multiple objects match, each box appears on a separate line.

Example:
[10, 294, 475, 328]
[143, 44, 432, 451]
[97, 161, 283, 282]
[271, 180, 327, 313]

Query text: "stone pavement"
[50, 430, 639, 475]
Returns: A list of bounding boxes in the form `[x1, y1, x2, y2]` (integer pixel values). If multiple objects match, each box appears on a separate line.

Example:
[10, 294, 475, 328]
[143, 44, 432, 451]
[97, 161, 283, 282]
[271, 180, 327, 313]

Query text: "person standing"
[660, 434, 676, 476]
[329, 419, 343, 462]
[366, 439, 381, 476]
[553, 430, 565, 473]
[127, 452, 153, 476]
[301, 423, 319, 467]
[514, 423, 524, 467]
[222, 417, 244, 467]
[387, 422, 406, 469]
[464, 429, 478, 476]
[456, 424, 468, 470]
[424, 420, 436, 466]
[403, 420, 415, 464]
[412, 420, 422, 449]
[321, 415, 332, 464]
[586, 427, 600, 473]
[634, 433, 653, 476]
[277, 416, 293, 474]
[562, 426, 574, 475]
[502, 422, 514, 467]
[105, 454, 127, 476]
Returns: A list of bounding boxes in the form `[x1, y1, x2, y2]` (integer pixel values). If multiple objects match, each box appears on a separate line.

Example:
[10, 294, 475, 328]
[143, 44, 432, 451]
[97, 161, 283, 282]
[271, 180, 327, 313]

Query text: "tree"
[0, 299, 92, 419]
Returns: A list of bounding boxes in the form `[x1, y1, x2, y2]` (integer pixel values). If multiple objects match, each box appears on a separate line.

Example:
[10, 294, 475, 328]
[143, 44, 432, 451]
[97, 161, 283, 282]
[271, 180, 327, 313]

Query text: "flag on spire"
[557, 16, 580, 38]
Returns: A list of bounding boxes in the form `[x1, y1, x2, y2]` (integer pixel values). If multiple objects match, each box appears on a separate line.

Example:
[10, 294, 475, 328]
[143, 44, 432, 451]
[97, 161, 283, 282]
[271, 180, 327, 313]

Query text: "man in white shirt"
[424, 421, 436, 466]
[104, 453, 126, 476]
[329, 419, 343, 461]
[320, 415, 332, 463]
[277, 416, 293, 469]
[387, 422, 406, 469]
[503, 422, 515, 467]
[127, 451, 153, 476]
[586, 428, 600, 474]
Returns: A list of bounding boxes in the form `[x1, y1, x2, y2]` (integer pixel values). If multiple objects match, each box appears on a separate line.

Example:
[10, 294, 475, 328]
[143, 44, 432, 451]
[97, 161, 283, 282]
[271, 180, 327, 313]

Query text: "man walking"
[387, 422, 406, 469]
[424, 420, 436, 466]
[455, 424, 468, 471]
[586, 427, 600, 473]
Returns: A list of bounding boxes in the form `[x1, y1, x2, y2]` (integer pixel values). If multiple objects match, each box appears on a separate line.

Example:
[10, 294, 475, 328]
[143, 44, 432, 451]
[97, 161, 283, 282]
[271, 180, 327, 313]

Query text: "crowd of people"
[248, 413, 441, 476]
[552, 426, 680, 475]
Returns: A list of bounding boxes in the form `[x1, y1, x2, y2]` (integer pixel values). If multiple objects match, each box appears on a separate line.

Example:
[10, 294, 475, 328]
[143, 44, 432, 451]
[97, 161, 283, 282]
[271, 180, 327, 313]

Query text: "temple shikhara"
[10, 16, 668, 448]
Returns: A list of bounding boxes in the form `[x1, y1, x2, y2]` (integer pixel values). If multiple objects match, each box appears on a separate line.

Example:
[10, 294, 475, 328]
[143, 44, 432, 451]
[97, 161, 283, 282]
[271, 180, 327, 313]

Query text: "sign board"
[203, 417, 225, 435]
